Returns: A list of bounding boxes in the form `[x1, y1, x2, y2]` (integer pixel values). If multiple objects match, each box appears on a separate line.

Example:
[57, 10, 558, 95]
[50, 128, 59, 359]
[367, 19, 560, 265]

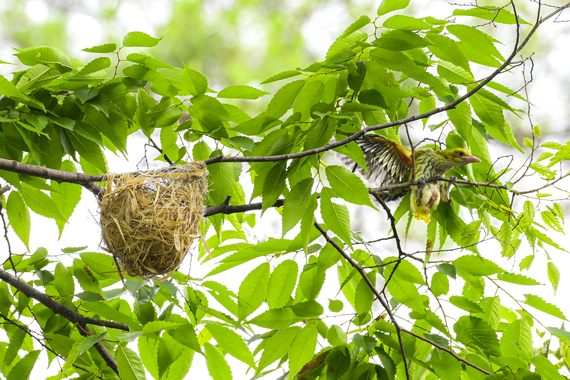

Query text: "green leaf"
[116, 345, 147, 380]
[449, 296, 484, 313]
[431, 272, 449, 297]
[327, 325, 348, 347]
[531, 355, 566, 380]
[249, 308, 303, 329]
[267, 260, 299, 309]
[290, 300, 324, 317]
[207, 161, 242, 204]
[430, 349, 461, 380]
[182, 65, 208, 96]
[447, 24, 503, 67]
[496, 273, 540, 286]
[167, 322, 202, 353]
[238, 262, 270, 321]
[259, 326, 300, 370]
[283, 178, 314, 235]
[386, 276, 423, 312]
[54, 262, 75, 298]
[305, 116, 335, 150]
[289, 324, 318, 377]
[217, 85, 269, 99]
[299, 266, 326, 301]
[320, 188, 352, 248]
[123, 31, 162, 47]
[14, 46, 74, 69]
[204, 342, 232, 380]
[524, 294, 567, 320]
[326, 166, 376, 208]
[354, 275, 375, 315]
[21, 184, 65, 222]
[453, 255, 503, 276]
[501, 319, 532, 361]
[377, 0, 411, 16]
[73, 57, 111, 78]
[265, 79, 305, 120]
[207, 324, 255, 367]
[6, 191, 30, 249]
[83, 43, 117, 53]
[295, 81, 325, 121]
[547, 262, 560, 293]
[453, 7, 530, 25]
[260, 70, 302, 85]
[126, 53, 174, 69]
[6, 350, 40, 380]
[383, 15, 431, 30]
[262, 161, 287, 213]
[454, 316, 501, 357]
[4, 327, 26, 366]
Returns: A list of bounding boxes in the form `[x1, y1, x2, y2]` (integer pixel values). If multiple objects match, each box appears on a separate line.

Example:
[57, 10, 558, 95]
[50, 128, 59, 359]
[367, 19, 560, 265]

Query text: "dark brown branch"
[0, 268, 130, 332]
[203, 196, 285, 217]
[77, 323, 118, 374]
[313, 222, 411, 380]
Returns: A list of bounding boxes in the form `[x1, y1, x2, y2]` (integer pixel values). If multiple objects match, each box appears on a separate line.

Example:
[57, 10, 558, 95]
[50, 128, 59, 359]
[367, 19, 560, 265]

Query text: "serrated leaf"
[7, 350, 40, 380]
[207, 324, 255, 367]
[326, 165, 376, 208]
[453, 255, 503, 276]
[524, 294, 567, 320]
[116, 345, 147, 380]
[217, 84, 269, 99]
[238, 262, 270, 321]
[6, 191, 30, 249]
[182, 64, 208, 96]
[123, 31, 161, 47]
[320, 188, 352, 248]
[204, 343, 231, 380]
[83, 43, 117, 53]
[547, 262, 560, 293]
[377, 0, 411, 16]
[267, 260, 299, 309]
[449, 295, 484, 313]
[289, 324, 318, 377]
[259, 326, 300, 370]
[260, 70, 302, 85]
[249, 308, 303, 329]
[265, 79, 305, 120]
[282, 179, 314, 235]
[496, 272, 540, 286]
[453, 316, 501, 357]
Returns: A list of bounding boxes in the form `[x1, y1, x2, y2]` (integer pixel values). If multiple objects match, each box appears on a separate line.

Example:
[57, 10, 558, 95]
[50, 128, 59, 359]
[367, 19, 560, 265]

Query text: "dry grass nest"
[100, 162, 208, 278]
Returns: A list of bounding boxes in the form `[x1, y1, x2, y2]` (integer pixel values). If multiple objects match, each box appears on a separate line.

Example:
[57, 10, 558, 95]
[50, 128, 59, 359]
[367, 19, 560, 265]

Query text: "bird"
[341, 134, 481, 223]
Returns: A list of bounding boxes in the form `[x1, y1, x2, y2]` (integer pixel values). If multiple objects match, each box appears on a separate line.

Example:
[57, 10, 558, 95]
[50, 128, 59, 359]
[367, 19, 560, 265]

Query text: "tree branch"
[0, 268, 130, 332]
[313, 222, 411, 380]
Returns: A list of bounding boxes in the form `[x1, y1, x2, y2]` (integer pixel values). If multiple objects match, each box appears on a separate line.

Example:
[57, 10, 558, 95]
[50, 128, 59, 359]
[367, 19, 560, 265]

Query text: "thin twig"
[313, 222, 411, 380]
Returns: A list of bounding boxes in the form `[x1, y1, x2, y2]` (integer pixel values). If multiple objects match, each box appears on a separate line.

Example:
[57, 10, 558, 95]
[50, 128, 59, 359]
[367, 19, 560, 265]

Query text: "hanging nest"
[99, 162, 208, 278]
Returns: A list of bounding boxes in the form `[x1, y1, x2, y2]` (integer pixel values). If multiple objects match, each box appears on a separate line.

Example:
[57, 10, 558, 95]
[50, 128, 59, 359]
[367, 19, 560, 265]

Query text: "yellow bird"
[343, 134, 481, 223]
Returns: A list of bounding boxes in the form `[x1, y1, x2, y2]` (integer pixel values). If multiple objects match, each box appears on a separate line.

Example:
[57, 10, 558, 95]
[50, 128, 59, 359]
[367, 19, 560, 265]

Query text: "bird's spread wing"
[339, 135, 413, 188]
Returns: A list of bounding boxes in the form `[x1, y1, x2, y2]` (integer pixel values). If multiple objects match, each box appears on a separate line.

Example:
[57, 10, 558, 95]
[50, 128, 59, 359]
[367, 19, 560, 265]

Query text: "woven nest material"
[100, 162, 208, 278]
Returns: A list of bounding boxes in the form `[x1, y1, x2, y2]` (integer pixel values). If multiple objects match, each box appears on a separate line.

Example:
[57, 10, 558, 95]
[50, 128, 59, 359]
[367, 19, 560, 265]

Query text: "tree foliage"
[0, 1, 570, 380]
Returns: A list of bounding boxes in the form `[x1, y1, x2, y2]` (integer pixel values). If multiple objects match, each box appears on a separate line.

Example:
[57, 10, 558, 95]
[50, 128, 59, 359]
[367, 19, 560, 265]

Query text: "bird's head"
[442, 148, 481, 167]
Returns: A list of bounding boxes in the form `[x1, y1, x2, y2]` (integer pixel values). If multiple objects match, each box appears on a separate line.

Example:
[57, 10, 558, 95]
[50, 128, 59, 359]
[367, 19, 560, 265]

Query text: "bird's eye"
[458, 151, 465, 157]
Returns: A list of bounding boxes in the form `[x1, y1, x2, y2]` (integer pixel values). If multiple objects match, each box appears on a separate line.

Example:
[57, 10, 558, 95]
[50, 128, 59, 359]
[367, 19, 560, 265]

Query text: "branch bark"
[0, 268, 130, 332]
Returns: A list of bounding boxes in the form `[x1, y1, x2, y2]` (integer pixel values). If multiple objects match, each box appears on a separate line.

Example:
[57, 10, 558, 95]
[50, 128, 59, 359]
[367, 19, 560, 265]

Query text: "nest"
[100, 162, 208, 278]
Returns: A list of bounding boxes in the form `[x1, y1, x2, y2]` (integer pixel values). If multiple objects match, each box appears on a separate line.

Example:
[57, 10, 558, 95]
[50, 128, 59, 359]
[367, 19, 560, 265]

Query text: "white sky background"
[2, 0, 570, 379]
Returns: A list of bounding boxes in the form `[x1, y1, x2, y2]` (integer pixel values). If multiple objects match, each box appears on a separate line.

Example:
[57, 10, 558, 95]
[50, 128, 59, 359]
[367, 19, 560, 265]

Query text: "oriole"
[343, 134, 481, 223]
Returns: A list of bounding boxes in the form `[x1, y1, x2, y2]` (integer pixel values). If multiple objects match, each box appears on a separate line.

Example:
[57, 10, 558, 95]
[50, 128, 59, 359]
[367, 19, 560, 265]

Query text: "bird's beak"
[466, 155, 481, 163]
